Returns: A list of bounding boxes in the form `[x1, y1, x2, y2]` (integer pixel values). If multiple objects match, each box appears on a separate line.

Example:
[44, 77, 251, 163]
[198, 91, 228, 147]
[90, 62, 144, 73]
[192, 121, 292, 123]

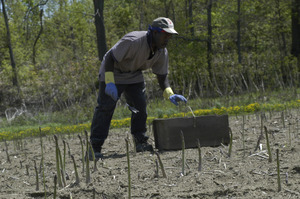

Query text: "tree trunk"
[207, 0, 213, 86]
[237, 0, 242, 64]
[139, 0, 145, 30]
[164, 0, 169, 18]
[93, 0, 107, 61]
[189, 0, 194, 36]
[33, 9, 43, 67]
[1, 0, 19, 89]
[275, 0, 288, 86]
[291, 0, 300, 80]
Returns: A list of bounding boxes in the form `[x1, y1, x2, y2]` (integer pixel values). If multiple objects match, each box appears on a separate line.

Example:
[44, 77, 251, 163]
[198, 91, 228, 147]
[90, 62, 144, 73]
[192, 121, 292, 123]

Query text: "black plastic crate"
[153, 115, 230, 150]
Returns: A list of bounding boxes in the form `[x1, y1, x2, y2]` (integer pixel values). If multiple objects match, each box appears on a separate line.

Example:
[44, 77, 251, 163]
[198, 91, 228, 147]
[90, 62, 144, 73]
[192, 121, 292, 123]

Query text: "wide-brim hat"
[151, 17, 178, 35]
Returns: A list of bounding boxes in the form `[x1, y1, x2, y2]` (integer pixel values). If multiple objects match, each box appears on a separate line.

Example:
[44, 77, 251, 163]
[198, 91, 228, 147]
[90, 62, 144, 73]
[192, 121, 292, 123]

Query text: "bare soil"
[0, 111, 299, 199]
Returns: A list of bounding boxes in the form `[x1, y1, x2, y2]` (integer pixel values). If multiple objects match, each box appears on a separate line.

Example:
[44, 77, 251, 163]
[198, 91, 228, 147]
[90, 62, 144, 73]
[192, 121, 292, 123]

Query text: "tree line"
[0, 0, 299, 113]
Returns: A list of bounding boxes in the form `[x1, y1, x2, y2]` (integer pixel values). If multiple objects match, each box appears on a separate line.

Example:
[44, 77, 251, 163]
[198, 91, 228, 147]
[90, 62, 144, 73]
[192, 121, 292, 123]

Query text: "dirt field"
[0, 111, 299, 199]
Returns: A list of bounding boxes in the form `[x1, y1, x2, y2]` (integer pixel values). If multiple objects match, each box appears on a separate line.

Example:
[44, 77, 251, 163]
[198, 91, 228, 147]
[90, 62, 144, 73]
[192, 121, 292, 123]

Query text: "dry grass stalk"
[26, 165, 29, 175]
[228, 127, 233, 157]
[297, 117, 299, 134]
[281, 111, 285, 128]
[93, 188, 96, 199]
[54, 175, 57, 199]
[197, 139, 202, 172]
[288, 124, 292, 147]
[77, 134, 85, 174]
[242, 115, 246, 157]
[54, 135, 63, 187]
[4, 140, 10, 163]
[66, 142, 71, 158]
[249, 152, 269, 159]
[283, 188, 300, 195]
[71, 155, 80, 185]
[34, 160, 39, 191]
[154, 152, 167, 178]
[125, 138, 131, 199]
[180, 131, 185, 175]
[154, 159, 159, 178]
[264, 126, 272, 163]
[63, 140, 66, 170]
[39, 135, 44, 174]
[276, 149, 281, 192]
[84, 130, 91, 184]
[85, 151, 91, 184]
[39, 129, 46, 198]
[58, 146, 67, 187]
[254, 125, 264, 152]
[260, 113, 263, 135]
[38, 157, 43, 174]
[131, 134, 137, 157]
[88, 142, 98, 172]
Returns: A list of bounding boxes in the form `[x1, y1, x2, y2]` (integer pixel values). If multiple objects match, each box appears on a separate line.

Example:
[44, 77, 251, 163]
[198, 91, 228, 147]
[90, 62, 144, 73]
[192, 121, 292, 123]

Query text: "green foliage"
[0, 0, 299, 121]
[1, 97, 299, 141]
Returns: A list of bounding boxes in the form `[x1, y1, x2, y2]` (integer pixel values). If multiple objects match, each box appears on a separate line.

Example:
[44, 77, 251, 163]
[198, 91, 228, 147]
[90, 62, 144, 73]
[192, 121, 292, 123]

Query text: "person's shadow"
[102, 152, 127, 159]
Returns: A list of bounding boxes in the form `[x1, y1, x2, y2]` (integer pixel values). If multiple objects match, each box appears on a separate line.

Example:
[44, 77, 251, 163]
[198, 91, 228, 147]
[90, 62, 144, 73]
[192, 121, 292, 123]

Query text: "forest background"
[0, 0, 299, 129]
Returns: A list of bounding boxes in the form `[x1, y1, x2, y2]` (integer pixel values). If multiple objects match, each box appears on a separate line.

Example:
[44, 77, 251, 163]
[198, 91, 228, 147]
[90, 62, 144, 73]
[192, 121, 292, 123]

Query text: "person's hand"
[105, 71, 118, 101]
[105, 83, 118, 101]
[169, 94, 187, 106]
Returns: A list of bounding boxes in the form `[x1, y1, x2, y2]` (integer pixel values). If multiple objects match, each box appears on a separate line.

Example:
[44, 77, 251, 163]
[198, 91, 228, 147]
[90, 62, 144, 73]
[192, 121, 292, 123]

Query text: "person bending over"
[90, 17, 187, 160]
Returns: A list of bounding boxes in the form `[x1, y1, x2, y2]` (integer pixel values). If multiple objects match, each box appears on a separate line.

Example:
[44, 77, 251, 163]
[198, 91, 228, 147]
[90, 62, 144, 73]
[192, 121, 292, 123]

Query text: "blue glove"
[169, 94, 187, 106]
[105, 83, 118, 101]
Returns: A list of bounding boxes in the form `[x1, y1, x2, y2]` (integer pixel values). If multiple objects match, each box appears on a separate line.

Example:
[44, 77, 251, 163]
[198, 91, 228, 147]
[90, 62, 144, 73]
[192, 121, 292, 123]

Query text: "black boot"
[134, 136, 153, 152]
[135, 142, 153, 152]
[89, 139, 104, 160]
[88, 150, 103, 161]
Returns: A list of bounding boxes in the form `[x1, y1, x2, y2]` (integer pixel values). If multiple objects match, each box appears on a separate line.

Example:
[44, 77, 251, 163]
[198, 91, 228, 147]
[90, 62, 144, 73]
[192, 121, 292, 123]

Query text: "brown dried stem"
[180, 131, 185, 175]
[4, 140, 10, 163]
[228, 127, 233, 157]
[276, 149, 281, 192]
[197, 139, 202, 172]
[125, 138, 131, 199]
[264, 126, 272, 163]
[71, 155, 80, 185]
[34, 160, 39, 191]
[54, 135, 63, 187]
[155, 152, 167, 178]
[78, 134, 85, 174]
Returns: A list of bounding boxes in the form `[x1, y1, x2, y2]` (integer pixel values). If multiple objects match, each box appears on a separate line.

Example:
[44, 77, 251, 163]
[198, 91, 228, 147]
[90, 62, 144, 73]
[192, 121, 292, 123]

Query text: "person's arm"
[103, 51, 115, 72]
[156, 74, 187, 105]
[104, 51, 115, 83]
[156, 74, 174, 99]
[156, 74, 170, 90]
[104, 51, 118, 101]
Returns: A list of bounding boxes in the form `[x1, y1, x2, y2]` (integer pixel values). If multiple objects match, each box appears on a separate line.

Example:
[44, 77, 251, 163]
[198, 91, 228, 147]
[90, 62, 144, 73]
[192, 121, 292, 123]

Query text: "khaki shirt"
[99, 31, 169, 84]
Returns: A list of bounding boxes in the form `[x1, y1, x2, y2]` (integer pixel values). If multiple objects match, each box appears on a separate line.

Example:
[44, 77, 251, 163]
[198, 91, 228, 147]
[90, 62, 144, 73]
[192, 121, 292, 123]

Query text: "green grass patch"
[1, 99, 299, 141]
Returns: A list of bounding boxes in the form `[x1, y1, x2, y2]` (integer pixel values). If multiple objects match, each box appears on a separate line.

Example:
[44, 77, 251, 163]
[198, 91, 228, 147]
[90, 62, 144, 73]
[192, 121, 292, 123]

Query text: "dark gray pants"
[90, 81, 148, 152]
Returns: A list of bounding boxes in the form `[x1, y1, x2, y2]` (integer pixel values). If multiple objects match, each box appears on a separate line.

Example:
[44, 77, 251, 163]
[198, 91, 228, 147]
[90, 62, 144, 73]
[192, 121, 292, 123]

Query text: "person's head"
[150, 17, 178, 49]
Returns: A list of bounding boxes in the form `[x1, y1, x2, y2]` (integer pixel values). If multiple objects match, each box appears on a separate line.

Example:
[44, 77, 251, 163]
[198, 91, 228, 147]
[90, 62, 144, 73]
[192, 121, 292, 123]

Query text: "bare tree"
[207, 0, 213, 83]
[1, 0, 19, 90]
[93, 0, 107, 61]
[33, 9, 43, 66]
[189, 0, 194, 36]
[291, 0, 300, 81]
[237, 0, 241, 64]
[28, 0, 49, 67]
